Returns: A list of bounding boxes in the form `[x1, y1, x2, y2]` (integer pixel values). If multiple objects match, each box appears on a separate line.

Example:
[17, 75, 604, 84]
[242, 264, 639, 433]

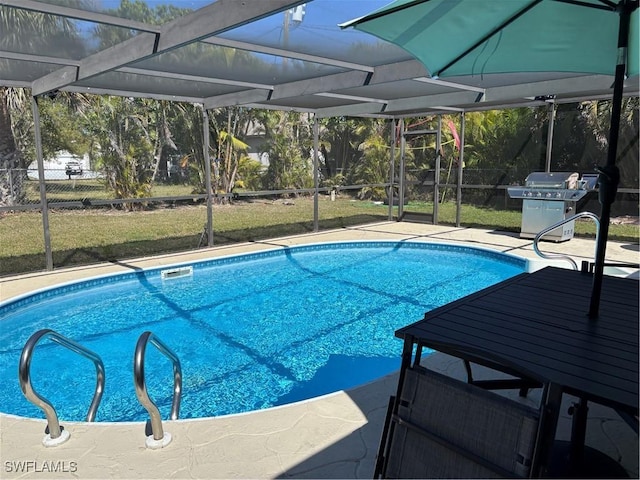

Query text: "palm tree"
[261, 110, 314, 193]
[461, 108, 543, 186]
[83, 95, 158, 205]
[353, 122, 411, 201]
[0, 87, 25, 206]
[578, 98, 639, 189]
[211, 108, 252, 201]
[0, 5, 84, 206]
[321, 116, 375, 179]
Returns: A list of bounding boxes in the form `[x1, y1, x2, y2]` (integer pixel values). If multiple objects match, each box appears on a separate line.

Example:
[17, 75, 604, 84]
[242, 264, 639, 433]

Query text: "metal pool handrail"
[533, 212, 600, 270]
[133, 331, 182, 446]
[19, 329, 105, 444]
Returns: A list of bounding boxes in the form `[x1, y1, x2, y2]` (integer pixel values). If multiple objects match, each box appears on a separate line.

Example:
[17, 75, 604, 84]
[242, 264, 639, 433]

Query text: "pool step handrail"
[133, 331, 182, 449]
[533, 212, 600, 270]
[19, 329, 105, 447]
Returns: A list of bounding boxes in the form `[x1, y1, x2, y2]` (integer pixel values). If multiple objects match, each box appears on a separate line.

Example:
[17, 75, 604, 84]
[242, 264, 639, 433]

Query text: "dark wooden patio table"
[394, 266, 639, 476]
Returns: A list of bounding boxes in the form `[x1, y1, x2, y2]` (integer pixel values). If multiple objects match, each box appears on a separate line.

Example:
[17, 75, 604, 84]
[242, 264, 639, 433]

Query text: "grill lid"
[507, 171, 595, 200]
[524, 172, 579, 189]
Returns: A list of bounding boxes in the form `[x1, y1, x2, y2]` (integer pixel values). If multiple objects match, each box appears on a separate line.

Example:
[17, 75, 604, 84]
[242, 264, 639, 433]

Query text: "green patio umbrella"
[341, 0, 639, 318]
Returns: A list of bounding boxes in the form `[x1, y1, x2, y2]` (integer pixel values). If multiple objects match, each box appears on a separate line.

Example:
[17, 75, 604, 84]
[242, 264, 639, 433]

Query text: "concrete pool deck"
[1, 221, 638, 478]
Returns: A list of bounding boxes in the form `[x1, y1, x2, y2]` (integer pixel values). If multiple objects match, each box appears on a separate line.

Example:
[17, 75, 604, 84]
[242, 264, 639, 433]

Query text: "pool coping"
[1, 221, 638, 478]
[0, 239, 527, 313]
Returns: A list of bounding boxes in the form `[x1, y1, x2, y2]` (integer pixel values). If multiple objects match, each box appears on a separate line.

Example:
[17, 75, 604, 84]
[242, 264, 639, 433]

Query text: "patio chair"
[376, 365, 543, 478]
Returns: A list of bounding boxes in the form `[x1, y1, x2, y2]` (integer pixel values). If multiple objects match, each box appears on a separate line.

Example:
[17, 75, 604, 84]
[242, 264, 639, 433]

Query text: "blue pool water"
[0, 241, 526, 422]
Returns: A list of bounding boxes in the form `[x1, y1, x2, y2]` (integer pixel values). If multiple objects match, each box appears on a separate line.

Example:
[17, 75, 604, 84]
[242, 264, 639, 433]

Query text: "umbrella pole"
[588, 0, 634, 319]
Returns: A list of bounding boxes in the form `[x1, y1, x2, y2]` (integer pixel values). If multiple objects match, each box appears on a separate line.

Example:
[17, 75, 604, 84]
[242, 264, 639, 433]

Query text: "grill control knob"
[556, 192, 562, 198]
[546, 192, 551, 198]
[536, 192, 542, 197]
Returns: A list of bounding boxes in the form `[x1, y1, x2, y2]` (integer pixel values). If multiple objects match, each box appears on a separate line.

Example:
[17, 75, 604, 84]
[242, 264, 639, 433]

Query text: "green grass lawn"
[1, 196, 637, 276]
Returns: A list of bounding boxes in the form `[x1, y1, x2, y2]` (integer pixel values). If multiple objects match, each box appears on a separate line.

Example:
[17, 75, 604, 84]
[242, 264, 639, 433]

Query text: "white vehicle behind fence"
[65, 161, 83, 178]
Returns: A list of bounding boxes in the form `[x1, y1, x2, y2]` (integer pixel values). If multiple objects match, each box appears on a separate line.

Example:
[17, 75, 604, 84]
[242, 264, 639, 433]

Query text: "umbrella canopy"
[341, 0, 638, 78]
[341, 0, 639, 318]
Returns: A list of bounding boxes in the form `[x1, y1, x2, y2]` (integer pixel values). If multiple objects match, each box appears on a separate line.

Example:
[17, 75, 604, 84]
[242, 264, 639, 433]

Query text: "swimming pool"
[0, 241, 526, 422]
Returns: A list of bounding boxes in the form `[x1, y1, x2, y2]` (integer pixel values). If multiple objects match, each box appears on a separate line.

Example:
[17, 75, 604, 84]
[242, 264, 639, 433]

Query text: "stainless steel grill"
[508, 172, 594, 241]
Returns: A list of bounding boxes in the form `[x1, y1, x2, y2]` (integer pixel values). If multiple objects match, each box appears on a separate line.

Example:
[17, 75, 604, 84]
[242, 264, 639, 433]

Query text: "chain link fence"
[2, 165, 636, 215]
[1, 153, 637, 276]
[0, 168, 198, 207]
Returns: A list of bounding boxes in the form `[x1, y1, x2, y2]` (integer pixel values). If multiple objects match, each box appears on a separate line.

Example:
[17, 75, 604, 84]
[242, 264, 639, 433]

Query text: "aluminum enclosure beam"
[222, 77, 635, 119]
[207, 73, 632, 118]
[315, 102, 387, 118]
[202, 60, 431, 111]
[385, 91, 482, 114]
[271, 71, 372, 100]
[31, 0, 304, 96]
[0, 79, 31, 88]
[30, 96, 53, 270]
[202, 37, 375, 73]
[63, 86, 203, 104]
[482, 75, 616, 103]
[203, 70, 370, 109]
[456, 113, 465, 227]
[156, 0, 304, 53]
[78, 34, 158, 82]
[2, 1, 637, 119]
[313, 116, 319, 232]
[388, 118, 397, 221]
[202, 106, 213, 247]
[0, 0, 161, 32]
[414, 76, 486, 94]
[117, 67, 274, 90]
[370, 60, 428, 84]
[314, 92, 387, 104]
[243, 103, 317, 113]
[204, 90, 273, 109]
[0, 51, 81, 67]
[33, 66, 78, 96]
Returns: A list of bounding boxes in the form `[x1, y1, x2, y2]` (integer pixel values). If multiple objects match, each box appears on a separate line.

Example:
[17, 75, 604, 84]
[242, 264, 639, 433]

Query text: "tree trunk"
[0, 88, 24, 207]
